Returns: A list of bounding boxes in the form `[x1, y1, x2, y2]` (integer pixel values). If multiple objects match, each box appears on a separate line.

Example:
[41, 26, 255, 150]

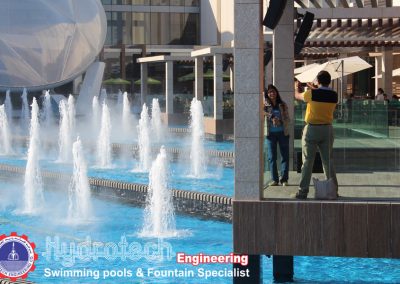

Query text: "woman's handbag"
[313, 177, 338, 200]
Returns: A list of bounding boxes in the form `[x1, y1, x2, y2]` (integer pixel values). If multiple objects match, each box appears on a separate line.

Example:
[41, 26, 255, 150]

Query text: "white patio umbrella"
[372, 67, 400, 79]
[295, 56, 372, 83]
[294, 63, 320, 75]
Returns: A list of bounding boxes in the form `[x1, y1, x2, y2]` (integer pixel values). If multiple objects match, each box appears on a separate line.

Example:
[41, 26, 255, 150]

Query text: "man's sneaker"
[281, 181, 288, 186]
[292, 189, 308, 200]
[268, 181, 279, 186]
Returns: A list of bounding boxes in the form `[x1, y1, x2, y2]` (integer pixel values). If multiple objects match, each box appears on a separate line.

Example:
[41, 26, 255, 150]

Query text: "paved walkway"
[264, 171, 400, 201]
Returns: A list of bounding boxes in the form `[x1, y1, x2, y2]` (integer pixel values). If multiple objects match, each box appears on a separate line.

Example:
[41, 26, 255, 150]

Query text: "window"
[150, 13, 170, 44]
[132, 13, 150, 44]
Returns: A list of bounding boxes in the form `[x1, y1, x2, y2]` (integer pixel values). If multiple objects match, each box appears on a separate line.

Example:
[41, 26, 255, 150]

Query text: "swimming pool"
[0, 154, 235, 196]
[1, 181, 400, 283]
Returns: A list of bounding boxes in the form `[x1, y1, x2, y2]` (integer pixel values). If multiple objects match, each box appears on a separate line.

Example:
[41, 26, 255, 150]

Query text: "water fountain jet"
[22, 98, 44, 214]
[140, 146, 177, 238]
[189, 98, 206, 178]
[96, 102, 112, 168]
[68, 137, 92, 222]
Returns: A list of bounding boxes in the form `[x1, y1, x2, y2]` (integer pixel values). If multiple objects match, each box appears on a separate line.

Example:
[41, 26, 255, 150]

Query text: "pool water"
[0, 154, 235, 196]
[1, 181, 400, 283]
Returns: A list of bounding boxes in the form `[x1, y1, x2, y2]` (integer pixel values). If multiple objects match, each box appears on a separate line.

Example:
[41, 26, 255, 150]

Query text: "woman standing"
[264, 84, 290, 186]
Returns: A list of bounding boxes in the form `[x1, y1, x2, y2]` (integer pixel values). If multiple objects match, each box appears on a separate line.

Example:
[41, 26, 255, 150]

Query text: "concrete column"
[273, 1, 294, 171]
[214, 54, 223, 120]
[73, 75, 83, 95]
[273, 255, 294, 282]
[166, 61, 174, 114]
[233, 255, 261, 284]
[195, 57, 204, 101]
[382, 47, 393, 98]
[375, 55, 382, 96]
[234, 0, 264, 201]
[265, 60, 273, 87]
[140, 63, 148, 107]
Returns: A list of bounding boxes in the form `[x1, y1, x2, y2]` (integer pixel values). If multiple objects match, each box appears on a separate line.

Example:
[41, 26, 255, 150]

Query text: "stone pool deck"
[264, 171, 400, 200]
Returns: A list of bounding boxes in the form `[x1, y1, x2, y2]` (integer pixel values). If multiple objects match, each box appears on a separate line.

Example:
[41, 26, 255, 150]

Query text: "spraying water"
[117, 90, 123, 108]
[57, 100, 72, 162]
[0, 105, 13, 155]
[151, 98, 163, 143]
[23, 98, 44, 214]
[68, 137, 92, 222]
[122, 92, 134, 141]
[140, 146, 176, 238]
[92, 96, 100, 133]
[96, 102, 112, 168]
[5, 90, 12, 123]
[99, 88, 107, 103]
[189, 98, 206, 178]
[42, 90, 54, 128]
[67, 95, 76, 138]
[136, 104, 151, 172]
[21, 88, 30, 132]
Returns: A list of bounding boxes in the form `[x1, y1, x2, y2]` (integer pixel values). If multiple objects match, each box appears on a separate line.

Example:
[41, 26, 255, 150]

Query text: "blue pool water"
[0, 155, 234, 196]
[1, 181, 400, 283]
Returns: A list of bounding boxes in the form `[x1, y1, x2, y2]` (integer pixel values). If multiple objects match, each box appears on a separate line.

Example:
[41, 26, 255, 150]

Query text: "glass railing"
[263, 99, 400, 199]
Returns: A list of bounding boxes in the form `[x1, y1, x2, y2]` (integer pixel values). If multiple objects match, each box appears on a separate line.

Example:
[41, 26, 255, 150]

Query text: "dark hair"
[265, 84, 283, 105]
[378, 88, 384, 94]
[317, 70, 331, 86]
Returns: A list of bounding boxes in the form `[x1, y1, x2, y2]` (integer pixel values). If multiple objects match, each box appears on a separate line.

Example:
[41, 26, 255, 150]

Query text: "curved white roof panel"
[0, 0, 106, 91]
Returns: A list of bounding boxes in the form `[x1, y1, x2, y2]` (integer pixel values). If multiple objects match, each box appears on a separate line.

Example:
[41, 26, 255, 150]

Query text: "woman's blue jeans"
[266, 132, 289, 183]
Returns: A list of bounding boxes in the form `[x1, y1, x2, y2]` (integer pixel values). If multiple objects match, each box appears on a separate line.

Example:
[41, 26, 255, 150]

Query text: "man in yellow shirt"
[294, 71, 338, 199]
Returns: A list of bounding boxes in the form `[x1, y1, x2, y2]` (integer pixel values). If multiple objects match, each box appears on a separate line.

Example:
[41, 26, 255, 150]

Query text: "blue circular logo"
[0, 233, 36, 280]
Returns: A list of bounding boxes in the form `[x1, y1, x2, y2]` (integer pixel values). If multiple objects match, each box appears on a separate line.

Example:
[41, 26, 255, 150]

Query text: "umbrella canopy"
[103, 78, 131, 85]
[294, 63, 320, 75]
[295, 56, 372, 83]
[372, 67, 400, 79]
[178, 69, 230, 82]
[134, 77, 162, 85]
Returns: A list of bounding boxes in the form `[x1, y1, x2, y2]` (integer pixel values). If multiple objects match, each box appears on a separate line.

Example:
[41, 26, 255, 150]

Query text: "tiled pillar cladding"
[195, 57, 204, 101]
[140, 63, 148, 107]
[166, 61, 174, 114]
[214, 54, 223, 120]
[234, 0, 264, 200]
[382, 47, 393, 98]
[273, 1, 294, 170]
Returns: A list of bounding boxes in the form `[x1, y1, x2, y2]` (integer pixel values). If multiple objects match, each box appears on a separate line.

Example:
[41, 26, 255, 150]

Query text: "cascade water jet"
[22, 98, 44, 214]
[0, 105, 13, 155]
[140, 146, 177, 238]
[136, 104, 151, 172]
[189, 98, 206, 178]
[151, 98, 163, 143]
[96, 102, 112, 168]
[68, 137, 92, 222]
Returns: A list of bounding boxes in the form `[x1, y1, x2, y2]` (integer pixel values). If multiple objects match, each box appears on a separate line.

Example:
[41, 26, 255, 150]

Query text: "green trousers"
[300, 124, 338, 192]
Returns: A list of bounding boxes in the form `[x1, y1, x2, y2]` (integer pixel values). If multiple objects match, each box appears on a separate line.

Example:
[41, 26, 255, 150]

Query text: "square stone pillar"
[195, 57, 204, 101]
[375, 55, 382, 95]
[273, 1, 294, 170]
[382, 47, 393, 98]
[234, 0, 264, 200]
[214, 54, 223, 120]
[166, 61, 174, 114]
[140, 63, 148, 107]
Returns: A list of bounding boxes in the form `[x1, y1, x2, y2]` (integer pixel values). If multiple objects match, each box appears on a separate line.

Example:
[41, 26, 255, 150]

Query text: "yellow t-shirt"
[303, 88, 338, 124]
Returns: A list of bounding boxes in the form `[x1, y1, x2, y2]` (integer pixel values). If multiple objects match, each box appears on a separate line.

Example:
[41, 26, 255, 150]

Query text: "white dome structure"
[0, 0, 107, 91]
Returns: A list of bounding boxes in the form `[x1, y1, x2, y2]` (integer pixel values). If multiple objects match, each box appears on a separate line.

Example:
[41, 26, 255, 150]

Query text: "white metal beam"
[297, 7, 400, 19]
